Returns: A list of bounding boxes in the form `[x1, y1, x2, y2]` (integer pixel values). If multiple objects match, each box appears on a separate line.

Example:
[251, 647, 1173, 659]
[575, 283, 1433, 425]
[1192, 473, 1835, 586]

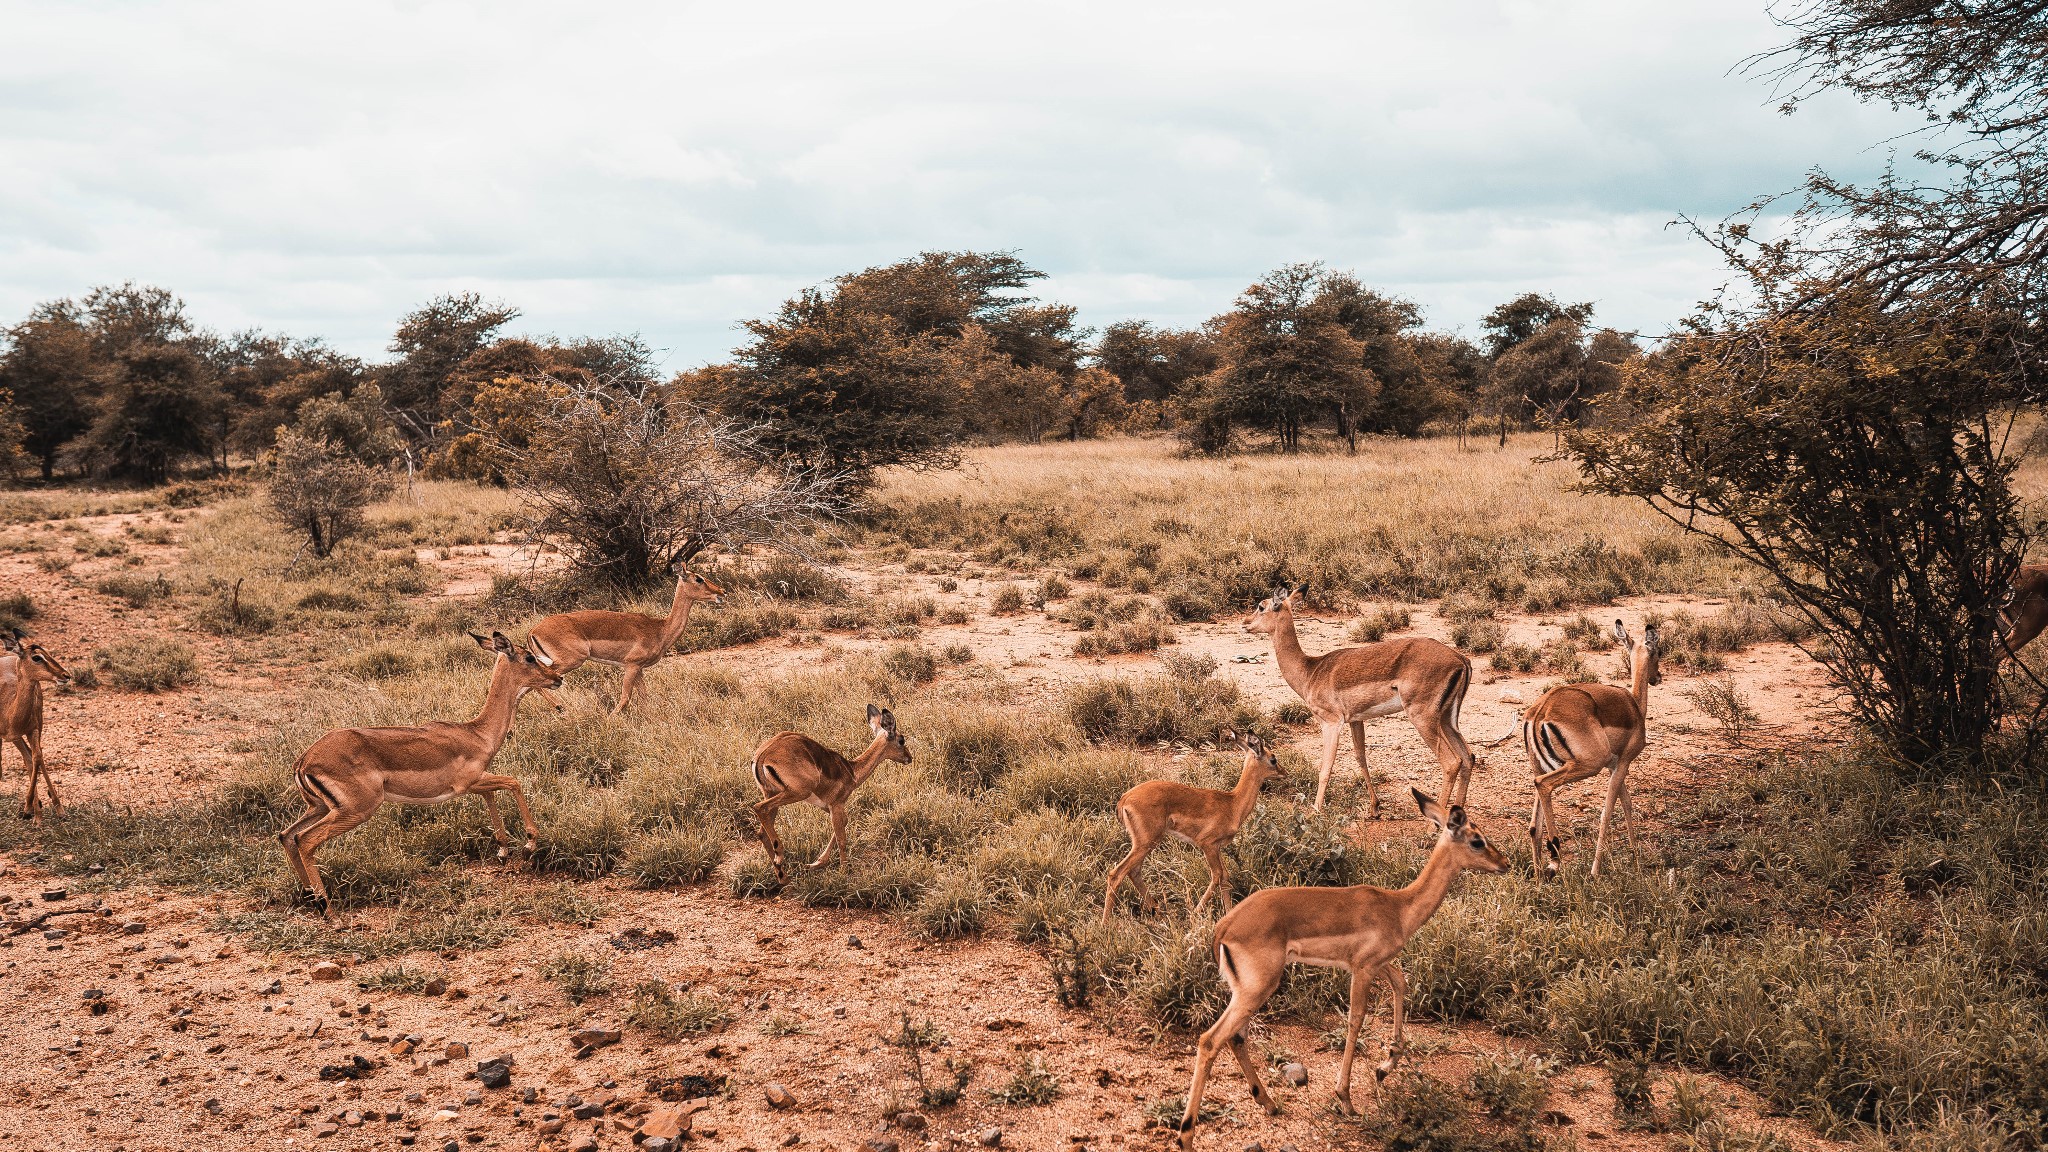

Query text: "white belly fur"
[1356, 690, 1406, 720]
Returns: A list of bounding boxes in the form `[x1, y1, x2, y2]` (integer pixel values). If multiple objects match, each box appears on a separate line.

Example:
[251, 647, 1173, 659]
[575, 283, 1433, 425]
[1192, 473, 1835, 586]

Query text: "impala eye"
[1470, 836, 1486, 849]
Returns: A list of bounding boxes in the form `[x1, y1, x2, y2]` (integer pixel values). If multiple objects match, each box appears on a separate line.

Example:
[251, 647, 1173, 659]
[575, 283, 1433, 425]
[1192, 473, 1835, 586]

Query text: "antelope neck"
[463, 659, 528, 754]
[656, 579, 701, 649]
[849, 734, 892, 786]
[1227, 761, 1266, 821]
[1630, 648, 1652, 719]
[1265, 612, 1318, 700]
[1389, 835, 1467, 940]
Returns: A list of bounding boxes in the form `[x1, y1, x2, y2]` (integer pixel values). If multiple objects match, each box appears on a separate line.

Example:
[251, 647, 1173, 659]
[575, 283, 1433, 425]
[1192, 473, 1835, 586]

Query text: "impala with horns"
[279, 631, 563, 914]
[1998, 564, 2048, 662]
[1, 632, 73, 818]
[1176, 789, 1508, 1148]
[525, 567, 725, 714]
[751, 704, 911, 881]
[1522, 618, 1658, 879]
[1102, 730, 1282, 924]
[1245, 583, 1477, 816]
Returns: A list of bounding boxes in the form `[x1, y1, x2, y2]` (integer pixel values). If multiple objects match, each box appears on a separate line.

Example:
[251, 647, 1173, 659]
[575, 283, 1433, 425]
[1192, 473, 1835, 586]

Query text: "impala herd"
[7, 562, 2048, 1145]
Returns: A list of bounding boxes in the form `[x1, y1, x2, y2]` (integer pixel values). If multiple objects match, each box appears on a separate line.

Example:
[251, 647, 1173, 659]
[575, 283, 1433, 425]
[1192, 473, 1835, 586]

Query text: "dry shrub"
[1064, 669, 1262, 746]
[94, 636, 197, 692]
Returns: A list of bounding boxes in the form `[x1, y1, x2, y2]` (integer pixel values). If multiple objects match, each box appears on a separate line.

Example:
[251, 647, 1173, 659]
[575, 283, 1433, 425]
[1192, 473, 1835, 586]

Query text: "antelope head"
[866, 703, 912, 765]
[472, 630, 566, 710]
[1412, 787, 1508, 873]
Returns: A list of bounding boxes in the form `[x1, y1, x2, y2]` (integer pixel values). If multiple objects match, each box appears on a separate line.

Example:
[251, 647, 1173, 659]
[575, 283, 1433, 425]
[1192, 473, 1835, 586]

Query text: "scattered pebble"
[764, 1082, 798, 1110]
[978, 1128, 1003, 1147]
[1281, 1062, 1308, 1087]
[309, 961, 344, 982]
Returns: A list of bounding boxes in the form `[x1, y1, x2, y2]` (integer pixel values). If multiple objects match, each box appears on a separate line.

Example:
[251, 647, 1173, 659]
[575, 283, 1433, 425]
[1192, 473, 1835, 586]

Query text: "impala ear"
[1447, 804, 1468, 830]
[1612, 618, 1629, 643]
[1412, 787, 1450, 827]
[490, 630, 517, 654]
[1292, 581, 1309, 601]
[1642, 625, 1661, 653]
[469, 632, 493, 650]
[867, 703, 881, 721]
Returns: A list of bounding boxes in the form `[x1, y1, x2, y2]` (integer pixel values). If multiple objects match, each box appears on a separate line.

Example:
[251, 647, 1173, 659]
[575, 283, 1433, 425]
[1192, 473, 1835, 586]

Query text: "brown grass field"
[0, 433, 2039, 1152]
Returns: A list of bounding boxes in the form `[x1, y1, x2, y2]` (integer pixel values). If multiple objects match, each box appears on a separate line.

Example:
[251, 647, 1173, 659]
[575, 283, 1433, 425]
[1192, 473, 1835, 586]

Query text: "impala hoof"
[1332, 1092, 1357, 1117]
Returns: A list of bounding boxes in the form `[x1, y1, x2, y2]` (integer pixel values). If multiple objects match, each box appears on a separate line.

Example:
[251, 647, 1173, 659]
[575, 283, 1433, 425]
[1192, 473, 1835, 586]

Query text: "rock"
[203, 1098, 223, 1115]
[477, 1060, 512, 1092]
[1499, 688, 1526, 705]
[40, 889, 66, 901]
[895, 1112, 927, 1132]
[1281, 1062, 1308, 1087]
[421, 977, 448, 996]
[463, 1090, 483, 1107]
[314, 1122, 340, 1137]
[341, 1109, 363, 1127]
[445, 1040, 469, 1060]
[779, 1135, 802, 1148]
[390, 1037, 418, 1057]
[568, 1137, 599, 1152]
[121, 921, 146, 935]
[521, 1087, 538, 1104]
[1540, 1110, 1575, 1127]
[1243, 1143, 1264, 1152]
[978, 1128, 1003, 1148]
[847, 934, 863, 948]
[644, 1140, 674, 1152]
[764, 1082, 798, 1110]
[571, 1102, 606, 1120]
[443, 1142, 462, 1152]
[309, 961, 344, 982]
[258, 979, 282, 995]
[865, 1140, 899, 1152]
[568, 1026, 621, 1056]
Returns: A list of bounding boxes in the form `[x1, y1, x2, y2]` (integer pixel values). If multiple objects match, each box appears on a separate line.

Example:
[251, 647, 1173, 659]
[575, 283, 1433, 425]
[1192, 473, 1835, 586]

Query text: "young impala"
[279, 631, 563, 914]
[1102, 730, 1282, 924]
[1246, 583, 1476, 816]
[1523, 619, 1658, 878]
[751, 704, 911, 881]
[1, 633, 73, 818]
[1177, 789, 1508, 1148]
[526, 568, 725, 714]
[1998, 564, 2048, 662]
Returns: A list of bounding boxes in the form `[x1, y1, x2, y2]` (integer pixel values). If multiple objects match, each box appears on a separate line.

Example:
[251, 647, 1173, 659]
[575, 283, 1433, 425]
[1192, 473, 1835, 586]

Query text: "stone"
[1281, 1062, 1308, 1087]
[640, 1107, 685, 1140]
[421, 977, 448, 996]
[121, 921, 146, 935]
[764, 1082, 798, 1110]
[865, 1140, 899, 1152]
[203, 1098, 223, 1115]
[571, 1102, 606, 1120]
[40, 889, 66, 901]
[314, 1122, 340, 1137]
[978, 1128, 1003, 1148]
[569, 1026, 622, 1055]
[779, 1135, 802, 1148]
[846, 934, 862, 948]
[463, 1090, 483, 1107]
[445, 1040, 469, 1060]
[309, 961, 344, 982]
[521, 1087, 538, 1104]
[895, 1112, 927, 1132]
[568, 1137, 599, 1152]
[259, 979, 282, 995]
[644, 1140, 674, 1152]
[1244, 1143, 1264, 1152]
[341, 1109, 364, 1127]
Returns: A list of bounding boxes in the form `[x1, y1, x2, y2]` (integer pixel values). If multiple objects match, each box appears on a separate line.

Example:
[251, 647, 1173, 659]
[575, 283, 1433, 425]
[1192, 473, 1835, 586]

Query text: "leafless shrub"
[498, 378, 845, 590]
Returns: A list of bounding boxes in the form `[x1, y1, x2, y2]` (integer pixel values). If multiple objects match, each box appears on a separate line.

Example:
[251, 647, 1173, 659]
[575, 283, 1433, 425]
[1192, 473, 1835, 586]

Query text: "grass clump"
[1468, 1053, 1552, 1125]
[1366, 1071, 1479, 1152]
[991, 584, 1026, 613]
[1064, 668, 1263, 746]
[881, 642, 939, 684]
[1683, 677, 1762, 742]
[936, 717, 1025, 791]
[914, 870, 989, 939]
[1349, 604, 1412, 643]
[0, 592, 34, 633]
[624, 825, 728, 887]
[990, 1053, 1062, 1105]
[93, 572, 175, 608]
[94, 636, 198, 692]
[542, 949, 614, 1003]
[626, 979, 731, 1038]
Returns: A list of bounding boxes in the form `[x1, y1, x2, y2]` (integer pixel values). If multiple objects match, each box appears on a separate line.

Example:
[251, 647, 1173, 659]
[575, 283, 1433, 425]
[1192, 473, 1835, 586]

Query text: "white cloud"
[0, 0, 1922, 362]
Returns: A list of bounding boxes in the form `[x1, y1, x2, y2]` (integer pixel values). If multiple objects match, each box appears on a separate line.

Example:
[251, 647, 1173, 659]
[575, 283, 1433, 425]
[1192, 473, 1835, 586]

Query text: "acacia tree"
[1180, 263, 1375, 453]
[502, 378, 843, 591]
[269, 428, 388, 559]
[0, 302, 96, 479]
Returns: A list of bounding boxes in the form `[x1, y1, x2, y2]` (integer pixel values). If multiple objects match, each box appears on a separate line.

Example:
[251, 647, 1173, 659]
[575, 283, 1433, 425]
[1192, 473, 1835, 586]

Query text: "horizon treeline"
[0, 252, 1639, 487]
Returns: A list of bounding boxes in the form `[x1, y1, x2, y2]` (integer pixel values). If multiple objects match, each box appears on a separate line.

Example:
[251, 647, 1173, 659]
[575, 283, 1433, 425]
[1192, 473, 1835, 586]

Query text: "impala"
[751, 704, 911, 881]
[1176, 788, 1508, 1148]
[1, 633, 72, 818]
[526, 568, 725, 714]
[1523, 619, 1658, 878]
[1102, 730, 1282, 924]
[1998, 564, 2048, 661]
[279, 631, 564, 914]
[1246, 583, 1476, 816]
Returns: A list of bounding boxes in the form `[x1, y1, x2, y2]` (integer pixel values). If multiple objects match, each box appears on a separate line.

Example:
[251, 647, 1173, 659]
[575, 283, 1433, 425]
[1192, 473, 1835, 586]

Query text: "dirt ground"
[0, 508, 1842, 1152]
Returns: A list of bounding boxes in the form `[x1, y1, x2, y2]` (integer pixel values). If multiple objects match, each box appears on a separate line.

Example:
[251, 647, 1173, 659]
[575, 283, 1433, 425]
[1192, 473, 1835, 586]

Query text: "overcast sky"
[0, 0, 1917, 369]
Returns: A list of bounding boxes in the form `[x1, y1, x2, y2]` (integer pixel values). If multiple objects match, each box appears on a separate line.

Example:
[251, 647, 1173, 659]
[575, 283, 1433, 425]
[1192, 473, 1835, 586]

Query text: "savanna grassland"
[0, 434, 2041, 1152]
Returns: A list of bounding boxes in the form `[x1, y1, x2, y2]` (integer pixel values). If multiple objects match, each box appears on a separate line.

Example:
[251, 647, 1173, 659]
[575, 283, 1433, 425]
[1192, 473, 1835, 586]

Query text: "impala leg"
[1313, 722, 1343, 813]
[33, 738, 59, 815]
[828, 803, 851, 868]
[1198, 843, 1230, 916]
[1332, 965, 1376, 1114]
[752, 794, 791, 881]
[1591, 761, 1630, 878]
[1180, 947, 1283, 1149]
[1372, 962, 1409, 1083]
[1102, 838, 1156, 924]
[14, 737, 39, 818]
[478, 789, 514, 860]
[499, 776, 540, 855]
[1347, 720, 1381, 818]
[612, 665, 644, 715]
[1226, 1031, 1279, 1115]
[1412, 708, 1475, 810]
[278, 795, 331, 900]
[293, 807, 373, 917]
[1530, 758, 1601, 880]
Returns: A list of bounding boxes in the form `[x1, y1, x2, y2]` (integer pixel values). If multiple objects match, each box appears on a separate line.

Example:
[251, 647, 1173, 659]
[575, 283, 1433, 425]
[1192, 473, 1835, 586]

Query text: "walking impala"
[279, 632, 563, 914]
[1523, 619, 1658, 878]
[751, 704, 911, 881]
[1998, 564, 2048, 661]
[1, 633, 73, 818]
[1176, 788, 1508, 1148]
[525, 568, 725, 714]
[1102, 730, 1282, 924]
[1246, 583, 1476, 816]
